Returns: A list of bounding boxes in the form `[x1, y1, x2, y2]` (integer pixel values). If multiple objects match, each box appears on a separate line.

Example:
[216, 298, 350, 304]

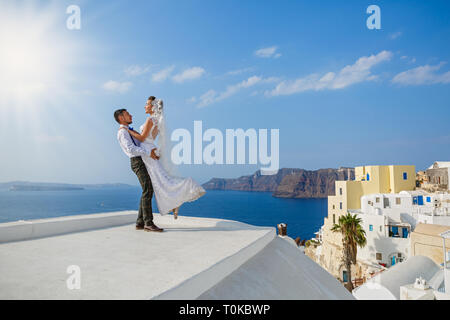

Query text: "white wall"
[357, 213, 410, 266]
[417, 214, 450, 227]
[360, 192, 450, 230]
[0, 211, 137, 243]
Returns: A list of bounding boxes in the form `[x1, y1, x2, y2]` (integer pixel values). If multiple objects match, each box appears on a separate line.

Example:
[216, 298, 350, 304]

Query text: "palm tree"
[331, 212, 367, 291]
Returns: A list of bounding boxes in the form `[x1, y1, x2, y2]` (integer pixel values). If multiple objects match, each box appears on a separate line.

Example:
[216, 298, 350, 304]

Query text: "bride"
[126, 96, 205, 219]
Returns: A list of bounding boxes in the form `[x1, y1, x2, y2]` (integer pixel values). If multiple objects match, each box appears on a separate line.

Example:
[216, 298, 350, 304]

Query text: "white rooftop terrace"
[0, 211, 353, 300]
[352, 256, 442, 300]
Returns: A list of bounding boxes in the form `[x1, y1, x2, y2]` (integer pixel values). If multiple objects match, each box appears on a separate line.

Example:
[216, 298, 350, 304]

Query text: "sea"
[0, 187, 327, 241]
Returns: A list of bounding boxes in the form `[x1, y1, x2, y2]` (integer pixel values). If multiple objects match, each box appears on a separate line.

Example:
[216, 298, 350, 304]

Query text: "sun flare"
[0, 2, 80, 109]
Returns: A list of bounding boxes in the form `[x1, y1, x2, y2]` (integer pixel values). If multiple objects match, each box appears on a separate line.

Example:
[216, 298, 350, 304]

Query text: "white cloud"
[151, 65, 175, 83]
[392, 62, 450, 85]
[186, 96, 197, 103]
[400, 55, 416, 64]
[225, 67, 255, 76]
[102, 80, 132, 93]
[172, 67, 205, 83]
[254, 46, 281, 59]
[196, 75, 279, 108]
[266, 50, 393, 96]
[197, 89, 218, 108]
[389, 31, 403, 40]
[124, 65, 153, 77]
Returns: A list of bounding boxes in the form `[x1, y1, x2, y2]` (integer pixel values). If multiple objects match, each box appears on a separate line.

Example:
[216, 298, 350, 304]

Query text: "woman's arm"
[151, 124, 158, 140]
[127, 117, 153, 142]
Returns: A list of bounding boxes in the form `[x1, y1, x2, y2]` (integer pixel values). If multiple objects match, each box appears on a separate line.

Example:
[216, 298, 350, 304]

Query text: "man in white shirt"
[115, 108, 163, 232]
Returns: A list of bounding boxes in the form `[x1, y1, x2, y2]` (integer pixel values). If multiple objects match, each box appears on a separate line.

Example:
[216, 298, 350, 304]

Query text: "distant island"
[202, 167, 355, 199]
[1, 181, 134, 192]
[9, 185, 84, 191]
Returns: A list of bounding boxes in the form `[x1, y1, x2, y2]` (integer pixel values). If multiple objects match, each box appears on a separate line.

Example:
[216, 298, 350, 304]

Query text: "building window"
[376, 253, 382, 260]
[333, 214, 336, 224]
[403, 172, 408, 180]
[379, 226, 382, 232]
[369, 225, 373, 231]
[396, 197, 401, 205]
[426, 197, 431, 203]
[390, 226, 399, 237]
[366, 173, 370, 181]
[332, 204, 335, 209]
[402, 228, 409, 238]
[418, 196, 424, 206]
[339, 202, 342, 210]
[376, 197, 380, 203]
[339, 188, 342, 195]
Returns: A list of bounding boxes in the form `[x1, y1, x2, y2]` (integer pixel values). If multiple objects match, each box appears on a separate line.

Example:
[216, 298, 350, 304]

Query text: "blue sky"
[0, 0, 449, 185]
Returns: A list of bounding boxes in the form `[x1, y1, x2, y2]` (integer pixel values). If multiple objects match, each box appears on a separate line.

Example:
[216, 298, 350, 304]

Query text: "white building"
[313, 225, 324, 244]
[354, 191, 450, 268]
[423, 161, 450, 191]
[354, 210, 410, 268]
[352, 255, 443, 300]
[360, 190, 450, 229]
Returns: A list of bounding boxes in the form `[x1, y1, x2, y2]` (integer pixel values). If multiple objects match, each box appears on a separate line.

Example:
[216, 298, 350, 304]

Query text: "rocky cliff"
[202, 167, 355, 198]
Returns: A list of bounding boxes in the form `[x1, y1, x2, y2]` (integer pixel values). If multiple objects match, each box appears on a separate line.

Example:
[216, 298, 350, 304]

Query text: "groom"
[114, 108, 164, 232]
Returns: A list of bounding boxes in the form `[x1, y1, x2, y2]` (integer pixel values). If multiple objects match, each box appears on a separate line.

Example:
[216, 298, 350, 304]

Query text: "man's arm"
[118, 129, 154, 158]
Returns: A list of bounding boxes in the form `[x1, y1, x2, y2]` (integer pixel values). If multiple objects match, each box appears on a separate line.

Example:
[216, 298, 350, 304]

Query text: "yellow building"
[328, 165, 416, 224]
[314, 165, 416, 281]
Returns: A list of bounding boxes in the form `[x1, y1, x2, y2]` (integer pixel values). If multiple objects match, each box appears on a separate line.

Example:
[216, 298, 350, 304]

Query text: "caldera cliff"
[202, 167, 355, 198]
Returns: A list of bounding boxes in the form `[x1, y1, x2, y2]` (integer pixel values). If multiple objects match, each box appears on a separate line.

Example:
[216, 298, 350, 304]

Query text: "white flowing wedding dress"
[139, 117, 206, 215]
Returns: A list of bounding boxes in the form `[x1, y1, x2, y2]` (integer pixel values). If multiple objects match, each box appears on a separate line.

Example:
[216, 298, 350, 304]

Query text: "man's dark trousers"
[130, 156, 153, 226]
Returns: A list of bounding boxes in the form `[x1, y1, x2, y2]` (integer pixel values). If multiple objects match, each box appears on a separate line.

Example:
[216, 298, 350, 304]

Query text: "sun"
[0, 2, 80, 110]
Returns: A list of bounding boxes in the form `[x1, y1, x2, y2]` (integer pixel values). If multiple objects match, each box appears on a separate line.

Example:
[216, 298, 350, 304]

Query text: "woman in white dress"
[126, 97, 205, 219]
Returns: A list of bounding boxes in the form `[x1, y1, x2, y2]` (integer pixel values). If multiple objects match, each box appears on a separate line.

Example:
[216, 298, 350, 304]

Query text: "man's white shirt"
[117, 124, 156, 158]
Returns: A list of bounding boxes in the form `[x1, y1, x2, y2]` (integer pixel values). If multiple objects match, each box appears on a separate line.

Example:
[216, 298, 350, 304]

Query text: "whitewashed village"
[304, 162, 450, 300]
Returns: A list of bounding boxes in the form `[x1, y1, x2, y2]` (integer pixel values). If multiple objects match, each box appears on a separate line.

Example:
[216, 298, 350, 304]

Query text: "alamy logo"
[66, 5, 81, 30]
[171, 121, 279, 175]
[66, 265, 81, 290]
[366, 5, 381, 30]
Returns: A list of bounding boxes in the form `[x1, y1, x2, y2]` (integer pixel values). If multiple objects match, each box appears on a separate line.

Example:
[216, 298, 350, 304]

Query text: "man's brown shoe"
[144, 224, 164, 232]
[136, 224, 144, 230]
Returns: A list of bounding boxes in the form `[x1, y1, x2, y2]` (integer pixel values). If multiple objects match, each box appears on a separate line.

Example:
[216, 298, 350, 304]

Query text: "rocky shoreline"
[202, 167, 355, 199]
